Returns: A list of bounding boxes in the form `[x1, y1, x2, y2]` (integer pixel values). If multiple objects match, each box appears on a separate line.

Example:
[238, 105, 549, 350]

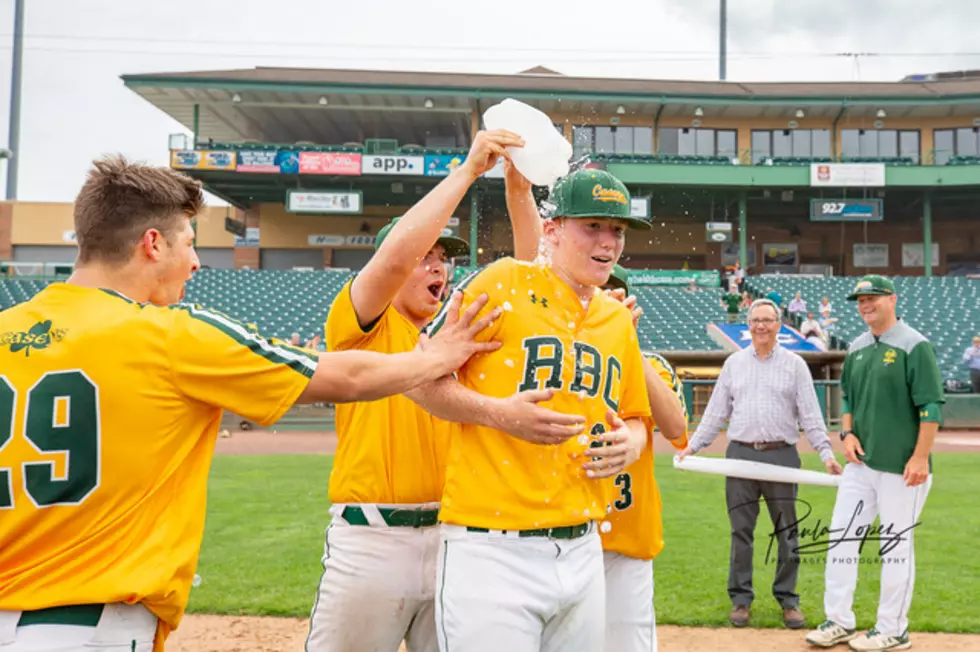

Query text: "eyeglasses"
[748, 318, 779, 325]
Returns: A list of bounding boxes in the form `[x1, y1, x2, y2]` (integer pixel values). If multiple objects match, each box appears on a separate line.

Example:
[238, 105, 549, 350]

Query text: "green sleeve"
[907, 341, 945, 410]
[840, 353, 852, 415]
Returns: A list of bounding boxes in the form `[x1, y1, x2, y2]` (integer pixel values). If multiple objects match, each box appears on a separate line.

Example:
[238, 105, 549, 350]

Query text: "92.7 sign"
[810, 198, 883, 222]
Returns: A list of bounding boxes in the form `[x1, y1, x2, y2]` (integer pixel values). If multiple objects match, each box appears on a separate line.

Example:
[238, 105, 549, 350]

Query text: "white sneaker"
[848, 628, 911, 651]
[806, 620, 860, 647]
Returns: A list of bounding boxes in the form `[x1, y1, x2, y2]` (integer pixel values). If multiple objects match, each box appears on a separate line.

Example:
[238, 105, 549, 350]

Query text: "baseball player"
[0, 157, 497, 652]
[805, 275, 943, 651]
[306, 132, 585, 652]
[416, 168, 653, 652]
[601, 265, 689, 652]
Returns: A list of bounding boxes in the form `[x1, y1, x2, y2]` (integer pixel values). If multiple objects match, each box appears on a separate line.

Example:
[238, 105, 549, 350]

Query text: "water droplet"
[504, 359, 515, 367]
[192, 574, 202, 587]
[568, 321, 576, 329]
[495, 511, 500, 516]
[584, 509, 591, 517]
[600, 521, 612, 533]
[511, 289, 516, 295]
[502, 301, 513, 311]
[528, 289, 535, 296]
[534, 522, 540, 527]
[577, 434, 589, 446]
[479, 373, 486, 380]
[545, 497, 551, 503]
[503, 459, 510, 465]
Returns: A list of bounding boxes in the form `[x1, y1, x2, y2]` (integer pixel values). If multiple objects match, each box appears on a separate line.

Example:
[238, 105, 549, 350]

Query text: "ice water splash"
[504, 359, 515, 368]
[599, 521, 612, 534]
[192, 574, 202, 588]
[502, 301, 513, 311]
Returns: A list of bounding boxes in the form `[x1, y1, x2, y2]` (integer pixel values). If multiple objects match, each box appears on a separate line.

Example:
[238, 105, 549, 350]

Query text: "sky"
[0, 0, 977, 203]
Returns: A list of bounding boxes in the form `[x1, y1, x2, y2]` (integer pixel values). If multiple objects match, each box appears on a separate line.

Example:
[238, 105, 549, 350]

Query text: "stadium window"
[678, 128, 697, 155]
[773, 130, 793, 158]
[614, 127, 634, 153]
[812, 130, 832, 158]
[859, 129, 879, 157]
[573, 126, 595, 157]
[659, 127, 680, 154]
[878, 130, 899, 158]
[595, 127, 616, 154]
[899, 131, 920, 163]
[792, 129, 812, 157]
[934, 129, 954, 164]
[633, 127, 654, 154]
[840, 130, 861, 158]
[956, 127, 979, 157]
[717, 130, 737, 157]
[751, 130, 771, 163]
[695, 129, 715, 156]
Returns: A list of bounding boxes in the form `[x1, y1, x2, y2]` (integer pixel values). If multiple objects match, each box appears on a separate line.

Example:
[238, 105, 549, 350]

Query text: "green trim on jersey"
[841, 321, 944, 475]
[425, 266, 485, 337]
[173, 303, 318, 378]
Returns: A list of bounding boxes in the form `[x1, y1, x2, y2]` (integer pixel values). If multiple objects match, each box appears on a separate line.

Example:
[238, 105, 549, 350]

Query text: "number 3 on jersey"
[0, 371, 101, 509]
[614, 472, 633, 510]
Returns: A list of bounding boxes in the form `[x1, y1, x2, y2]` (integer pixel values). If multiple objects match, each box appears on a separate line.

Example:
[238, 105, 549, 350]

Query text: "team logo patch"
[1, 320, 68, 356]
[592, 184, 628, 205]
[883, 349, 897, 366]
[854, 280, 872, 292]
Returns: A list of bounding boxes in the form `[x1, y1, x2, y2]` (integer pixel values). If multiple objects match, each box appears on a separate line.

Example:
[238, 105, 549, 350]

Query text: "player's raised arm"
[349, 130, 524, 328]
[504, 160, 543, 261]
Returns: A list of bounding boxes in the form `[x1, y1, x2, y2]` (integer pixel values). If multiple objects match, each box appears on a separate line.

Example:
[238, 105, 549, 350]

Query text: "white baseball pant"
[435, 523, 604, 652]
[604, 551, 657, 652]
[0, 603, 157, 651]
[823, 462, 932, 637]
[305, 504, 440, 652]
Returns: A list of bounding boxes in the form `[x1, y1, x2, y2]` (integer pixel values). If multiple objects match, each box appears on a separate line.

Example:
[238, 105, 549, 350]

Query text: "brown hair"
[73, 155, 204, 265]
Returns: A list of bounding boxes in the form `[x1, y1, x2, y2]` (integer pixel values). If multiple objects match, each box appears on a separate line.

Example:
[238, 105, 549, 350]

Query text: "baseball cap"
[545, 169, 651, 230]
[374, 216, 469, 258]
[846, 274, 897, 301]
[604, 264, 630, 294]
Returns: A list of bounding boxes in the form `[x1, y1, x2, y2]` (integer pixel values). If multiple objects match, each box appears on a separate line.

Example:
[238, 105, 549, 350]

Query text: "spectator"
[686, 278, 698, 293]
[766, 287, 783, 311]
[305, 334, 323, 351]
[289, 332, 301, 346]
[819, 296, 833, 315]
[963, 335, 980, 393]
[721, 291, 742, 324]
[734, 260, 745, 291]
[819, 307, 838, 337]
[800, 312, 822, 339]
[740, 291, 753, 310]
[787, 292, 807, 318]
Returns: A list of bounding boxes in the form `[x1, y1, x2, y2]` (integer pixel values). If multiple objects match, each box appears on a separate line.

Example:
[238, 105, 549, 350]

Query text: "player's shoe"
[847, 628, 911, 651]
[805, 620, 859, 647]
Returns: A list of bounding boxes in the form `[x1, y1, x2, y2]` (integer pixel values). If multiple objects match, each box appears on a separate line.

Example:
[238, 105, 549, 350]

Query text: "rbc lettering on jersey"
[713, 323, 821, 353]
[518, 336, 622, 411]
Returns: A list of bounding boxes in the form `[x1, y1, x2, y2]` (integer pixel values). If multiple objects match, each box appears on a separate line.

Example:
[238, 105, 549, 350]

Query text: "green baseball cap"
[846, 274, 897, 301]
[374, 216, 470, 258]
[604, 264, 630, 294]
[547, 169, 651, 230]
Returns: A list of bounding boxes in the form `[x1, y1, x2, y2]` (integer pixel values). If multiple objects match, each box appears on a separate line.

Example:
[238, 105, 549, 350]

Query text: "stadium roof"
[122, 66, 980, 144]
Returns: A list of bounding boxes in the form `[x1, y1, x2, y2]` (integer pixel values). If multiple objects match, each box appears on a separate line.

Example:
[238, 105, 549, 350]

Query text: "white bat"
[673, 454, 841, 488]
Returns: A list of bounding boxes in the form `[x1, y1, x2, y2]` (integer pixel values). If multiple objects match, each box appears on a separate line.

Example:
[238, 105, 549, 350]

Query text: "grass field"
[188, 453, 980, 632]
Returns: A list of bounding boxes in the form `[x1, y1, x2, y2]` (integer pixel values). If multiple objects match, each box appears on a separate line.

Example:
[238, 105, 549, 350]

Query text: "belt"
[735, 440, 790, 451]
[17, 604, 104, 627]
[342, 505, 439, 528]
[466, 522, 592, 540]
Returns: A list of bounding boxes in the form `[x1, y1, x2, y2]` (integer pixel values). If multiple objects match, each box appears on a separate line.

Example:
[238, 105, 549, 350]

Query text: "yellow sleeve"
[424, 259, 513, 343]
[325, 277, 385, 352]
[647, 353, 690, 449]
[618, 331, 652, 422]
[167, 303, 317, 427]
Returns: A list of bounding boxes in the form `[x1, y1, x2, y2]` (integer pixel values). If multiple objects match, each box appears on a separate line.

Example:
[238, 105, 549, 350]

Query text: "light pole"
[719, 0, 728, 81]
[6, 0, 24, 200]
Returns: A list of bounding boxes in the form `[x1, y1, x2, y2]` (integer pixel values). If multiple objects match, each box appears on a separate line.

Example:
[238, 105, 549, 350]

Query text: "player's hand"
[675, 445, 695, 462]
[823, 457, 844, 475]
[504, 158, 533, 193]
[842, 433, 865, 465]
[460, 130, 525, 179]
[604, 288, 643, 328]
[903, 455, 929, 487]
[492, 389, 587, 445]
[581, 411, 643, 479]
[419, 291, 502, 372]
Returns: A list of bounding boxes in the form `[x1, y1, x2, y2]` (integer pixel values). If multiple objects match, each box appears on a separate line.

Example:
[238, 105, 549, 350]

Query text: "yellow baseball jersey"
[324, 278, 450, 505]
[426, 258, 652, 530]
[0, 283, 316, 651]
[601, 353, 688, 560]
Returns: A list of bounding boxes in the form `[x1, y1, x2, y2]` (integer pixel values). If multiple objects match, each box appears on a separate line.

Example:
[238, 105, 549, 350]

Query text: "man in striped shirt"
[677, 298, 842, 630]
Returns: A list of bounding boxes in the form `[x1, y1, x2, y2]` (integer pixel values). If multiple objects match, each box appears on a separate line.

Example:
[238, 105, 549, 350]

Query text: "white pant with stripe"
[435, 523, 604, 652]
[305, 503, 441, 652]
[0, 604, 157, 651]
[823, 462, 932, 637]
[604, 551, 657, 652]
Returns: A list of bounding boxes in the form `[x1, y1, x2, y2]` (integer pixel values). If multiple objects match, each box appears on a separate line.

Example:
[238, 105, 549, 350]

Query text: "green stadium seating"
[3, 271, 975, 386]
[744, 275, 979, 385]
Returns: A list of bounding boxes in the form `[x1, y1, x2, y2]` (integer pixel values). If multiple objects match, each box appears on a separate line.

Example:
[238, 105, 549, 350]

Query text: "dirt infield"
[168, 614, 980, 651]
[185, 428, 980, 651]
